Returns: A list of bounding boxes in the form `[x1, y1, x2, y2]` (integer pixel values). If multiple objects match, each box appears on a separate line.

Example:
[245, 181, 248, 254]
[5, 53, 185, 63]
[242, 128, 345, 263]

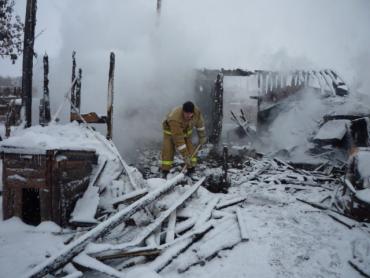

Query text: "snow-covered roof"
[0, 122, 116, 160]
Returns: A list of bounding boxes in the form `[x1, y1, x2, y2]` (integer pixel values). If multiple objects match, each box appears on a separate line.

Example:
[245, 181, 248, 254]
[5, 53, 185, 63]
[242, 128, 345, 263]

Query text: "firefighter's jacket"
[162, 106, 206, 158]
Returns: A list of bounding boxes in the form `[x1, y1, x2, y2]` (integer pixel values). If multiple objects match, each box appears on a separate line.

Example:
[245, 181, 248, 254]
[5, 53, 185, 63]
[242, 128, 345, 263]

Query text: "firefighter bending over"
[161, 101, 207, 178]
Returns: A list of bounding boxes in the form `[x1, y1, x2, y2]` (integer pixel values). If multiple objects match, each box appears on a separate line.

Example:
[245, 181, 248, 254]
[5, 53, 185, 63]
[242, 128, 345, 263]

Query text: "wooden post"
[75, 68, 82, 113]
[210, 73, 223, 144]
[70, 51, 76, 121]
[222, 145, 228, 188]
[22, 0, 37, 128]
[39, 53, 51, 126]
[106, 52, 115, 140]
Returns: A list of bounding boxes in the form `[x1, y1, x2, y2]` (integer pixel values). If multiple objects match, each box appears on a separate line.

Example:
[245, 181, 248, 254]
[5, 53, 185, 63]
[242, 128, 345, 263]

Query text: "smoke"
[1, 0, 370, 160]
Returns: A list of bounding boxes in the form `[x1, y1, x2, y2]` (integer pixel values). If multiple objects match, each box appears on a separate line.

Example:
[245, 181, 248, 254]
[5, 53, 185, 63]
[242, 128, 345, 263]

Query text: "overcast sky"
[1, 1, 369, 79]
[1, 0, 369, 157]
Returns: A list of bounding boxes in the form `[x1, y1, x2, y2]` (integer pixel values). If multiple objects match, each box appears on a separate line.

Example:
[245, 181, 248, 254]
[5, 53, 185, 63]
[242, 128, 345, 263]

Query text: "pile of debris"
[16, 138, 369, 277]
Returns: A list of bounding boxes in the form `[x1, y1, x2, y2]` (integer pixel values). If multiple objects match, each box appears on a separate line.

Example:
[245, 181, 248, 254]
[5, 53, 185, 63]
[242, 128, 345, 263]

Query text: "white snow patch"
[357, 151, 370, 179]
[126, 266, 161, 278]
[314, 119, 350, 141]
[70, 185, 100, 224]
[355, 188, 370, 205]
[0, 217, 66, 278]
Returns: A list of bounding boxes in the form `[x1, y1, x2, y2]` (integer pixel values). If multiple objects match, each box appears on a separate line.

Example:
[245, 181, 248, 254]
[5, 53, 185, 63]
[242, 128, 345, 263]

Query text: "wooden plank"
[70, 112, 107, 124]
[90, 178, 205, 257]
[175, 218, 196, 234]
[6, 178, 46, 189]
[112, 188, 148, 208]
[216, 197, 247, 210]
[72, 254, 122, 278]
[150, 223, 214, 272]
[165, 211, 177, 243]
[24, 173, 187, 278]
[95, 246, 160, 261]
[235, 207, 249, 241]
[6, 167, 45, 179]
[194, 197, 220, 228]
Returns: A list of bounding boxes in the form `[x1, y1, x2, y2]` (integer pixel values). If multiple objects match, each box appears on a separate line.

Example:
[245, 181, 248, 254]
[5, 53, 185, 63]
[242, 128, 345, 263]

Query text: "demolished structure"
[0, 65, 369, 278]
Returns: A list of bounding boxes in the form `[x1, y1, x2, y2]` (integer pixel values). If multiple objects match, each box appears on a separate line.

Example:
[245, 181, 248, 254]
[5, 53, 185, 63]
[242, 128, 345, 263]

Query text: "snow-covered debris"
[355, 189, 370, 205]
[70, 185, 100, 224]
[314, 119, 350, 142]
[357, 151, 370, 180]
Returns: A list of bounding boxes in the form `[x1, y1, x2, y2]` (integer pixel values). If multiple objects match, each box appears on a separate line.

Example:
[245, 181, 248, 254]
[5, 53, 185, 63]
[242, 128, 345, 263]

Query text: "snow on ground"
[0, 218, 67, 278]
[0, 154, 369, 277]
[0, 100, 369, 277]
[156, 168, 369, 278]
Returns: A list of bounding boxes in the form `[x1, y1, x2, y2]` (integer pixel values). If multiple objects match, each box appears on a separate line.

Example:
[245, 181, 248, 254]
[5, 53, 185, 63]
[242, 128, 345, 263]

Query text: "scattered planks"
[297, 198, 359, 229]
[88, 178, 205, 258]
[24, 173, 187, 278]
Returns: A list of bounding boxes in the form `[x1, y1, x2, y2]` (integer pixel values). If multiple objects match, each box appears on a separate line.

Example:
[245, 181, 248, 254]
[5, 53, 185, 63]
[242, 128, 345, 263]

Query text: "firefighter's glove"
[184, 156, 192, 168]
[199, 136, 207, 145]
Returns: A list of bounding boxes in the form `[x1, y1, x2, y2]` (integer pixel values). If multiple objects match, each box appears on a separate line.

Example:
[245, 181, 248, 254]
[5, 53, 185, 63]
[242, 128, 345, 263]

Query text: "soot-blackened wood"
[222, 146, 228, 186]
[210, 73, 223, 144]
[22, 0, 37, 128]
[70, 51, 77, 122]
[39, 53, 50, 126]
[75, 68, 82, 114]
[106, 52, 115, 140]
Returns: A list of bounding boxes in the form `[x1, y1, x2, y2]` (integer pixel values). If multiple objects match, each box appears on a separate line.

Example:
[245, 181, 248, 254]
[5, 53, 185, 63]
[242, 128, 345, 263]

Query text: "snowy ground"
[0, 153, 369, 278]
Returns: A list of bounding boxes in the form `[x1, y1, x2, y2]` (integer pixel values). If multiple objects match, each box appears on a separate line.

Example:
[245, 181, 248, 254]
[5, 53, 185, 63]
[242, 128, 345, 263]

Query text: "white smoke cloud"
[1, 0, 369, 160]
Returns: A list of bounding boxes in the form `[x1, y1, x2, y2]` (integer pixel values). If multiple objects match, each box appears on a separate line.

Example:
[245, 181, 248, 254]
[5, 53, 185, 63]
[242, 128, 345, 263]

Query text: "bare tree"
[0, 0, 24, 63]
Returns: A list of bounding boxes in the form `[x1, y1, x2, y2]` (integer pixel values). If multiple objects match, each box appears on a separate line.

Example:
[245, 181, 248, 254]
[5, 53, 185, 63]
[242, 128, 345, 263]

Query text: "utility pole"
[22, 0, 37, 127]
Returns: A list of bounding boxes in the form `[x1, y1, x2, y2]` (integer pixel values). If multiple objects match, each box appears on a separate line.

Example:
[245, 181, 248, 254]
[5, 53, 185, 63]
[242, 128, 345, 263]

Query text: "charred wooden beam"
[222, 146, 228, 187]
[39, 53, 51, 126]
[96, 246, 161, 261]
[106, 52, 115, 140]
[70, 112, 107, 124]
[70, 51, 77, 122]
[209, 73, 223, 144]
[75, 68, 82, 114]
[22, 0, 37, 127]
[220, 68, 254, 76]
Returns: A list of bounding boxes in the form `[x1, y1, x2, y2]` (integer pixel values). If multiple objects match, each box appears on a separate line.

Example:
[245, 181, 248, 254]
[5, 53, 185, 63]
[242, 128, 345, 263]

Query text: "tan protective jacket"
[162, 106, 206, 157]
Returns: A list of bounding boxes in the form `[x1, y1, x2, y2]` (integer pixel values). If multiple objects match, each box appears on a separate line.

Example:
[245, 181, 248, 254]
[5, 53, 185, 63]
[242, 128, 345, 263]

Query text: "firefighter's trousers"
[161, 134, 197, 171]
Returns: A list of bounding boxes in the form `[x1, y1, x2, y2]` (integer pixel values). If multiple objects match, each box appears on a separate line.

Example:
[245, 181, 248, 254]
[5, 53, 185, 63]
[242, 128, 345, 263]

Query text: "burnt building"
[2, 147, 97, 227]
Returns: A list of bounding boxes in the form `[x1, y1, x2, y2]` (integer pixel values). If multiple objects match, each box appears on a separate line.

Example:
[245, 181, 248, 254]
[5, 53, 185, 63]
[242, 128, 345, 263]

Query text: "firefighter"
[161, 101, 207, 178]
